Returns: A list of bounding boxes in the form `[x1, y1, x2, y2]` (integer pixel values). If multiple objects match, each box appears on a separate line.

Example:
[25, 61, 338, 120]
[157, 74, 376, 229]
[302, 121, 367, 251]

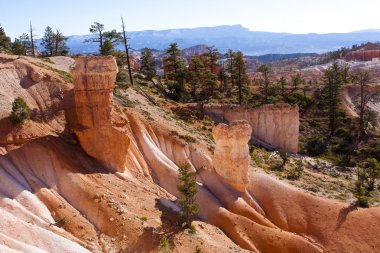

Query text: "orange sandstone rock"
[69, 56, 129, 172]
[212, 121, 252, 191]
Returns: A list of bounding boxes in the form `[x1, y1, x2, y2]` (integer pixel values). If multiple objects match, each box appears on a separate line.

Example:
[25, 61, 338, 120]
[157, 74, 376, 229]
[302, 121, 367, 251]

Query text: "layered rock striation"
[69, 56, 129, 171]
[204, 104, 299, 153]
[212, 121, 252, 191]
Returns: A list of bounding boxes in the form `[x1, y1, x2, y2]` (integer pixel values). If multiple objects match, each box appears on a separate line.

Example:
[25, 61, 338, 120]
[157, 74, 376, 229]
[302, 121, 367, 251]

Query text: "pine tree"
[204, 46, 218, 73]
[100, 39, 114, 56]
[292, 73, 304, 90]
[257, 64, 272, 104]
[226, 49, 235, 87]
[0, 24, 11, 52]
[177, 163, 200, 229]
[53, 30, 69, 56]
[233, 52, 248, 104]
[188, 56, 206, 99]
[140, 48, 156, 80]
[364, 158, 380, 191]
[87, 22, 105, 52]
[351, 69, 374, 138]
[278, 76, 288, 100]
[11, 38, 25, 55]
[164, 43, 186, 100]
[19, 33, 31, 56]
[41, 26, 55, 56]
[121, 17, 134, 85]
[10, 97, 32, 125]
[322, 62, 349, 136]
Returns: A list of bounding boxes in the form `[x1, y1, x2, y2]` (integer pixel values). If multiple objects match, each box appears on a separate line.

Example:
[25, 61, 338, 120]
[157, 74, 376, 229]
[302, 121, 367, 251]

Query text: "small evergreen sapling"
[177, 163, 200, 229]
[10, 97, 32, 124]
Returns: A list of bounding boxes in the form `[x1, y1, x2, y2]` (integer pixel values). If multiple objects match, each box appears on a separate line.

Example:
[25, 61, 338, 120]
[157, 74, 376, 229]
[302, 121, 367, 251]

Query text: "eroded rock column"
[70, 56, 129, 171]
[212, 120, 252, 192]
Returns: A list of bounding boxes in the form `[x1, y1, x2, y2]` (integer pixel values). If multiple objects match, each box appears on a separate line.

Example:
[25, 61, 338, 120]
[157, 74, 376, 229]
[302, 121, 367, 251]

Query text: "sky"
[1, 0, 380, 39]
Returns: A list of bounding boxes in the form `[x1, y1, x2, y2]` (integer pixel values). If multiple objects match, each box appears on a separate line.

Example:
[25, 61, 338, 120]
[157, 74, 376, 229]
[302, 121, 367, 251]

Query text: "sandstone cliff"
[204, 104, 299, 153]
[345, 49, 380, 62]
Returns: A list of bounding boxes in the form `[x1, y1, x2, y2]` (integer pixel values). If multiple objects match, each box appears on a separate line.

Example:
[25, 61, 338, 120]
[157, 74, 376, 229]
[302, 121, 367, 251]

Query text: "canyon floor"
[0, 54, 380, 253]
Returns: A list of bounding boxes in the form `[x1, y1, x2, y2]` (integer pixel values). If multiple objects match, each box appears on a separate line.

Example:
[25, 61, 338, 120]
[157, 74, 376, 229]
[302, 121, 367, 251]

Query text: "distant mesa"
[36, 25, 380, 55]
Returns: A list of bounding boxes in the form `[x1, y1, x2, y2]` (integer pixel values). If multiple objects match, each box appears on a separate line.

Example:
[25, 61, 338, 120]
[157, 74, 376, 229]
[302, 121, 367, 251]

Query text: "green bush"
[10, 97, 32, 124]
[335, 127, 350, 139]
[305, 136, 326, 156]
[353, 169, 370, 208]
[286, 91, 313, 108]
[286, 160, 304, 180]
[159, 235, 170, 253]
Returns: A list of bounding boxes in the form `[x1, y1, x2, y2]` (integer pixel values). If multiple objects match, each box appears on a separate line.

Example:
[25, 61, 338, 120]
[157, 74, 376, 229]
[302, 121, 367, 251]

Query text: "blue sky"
[1, 0, 379, 39]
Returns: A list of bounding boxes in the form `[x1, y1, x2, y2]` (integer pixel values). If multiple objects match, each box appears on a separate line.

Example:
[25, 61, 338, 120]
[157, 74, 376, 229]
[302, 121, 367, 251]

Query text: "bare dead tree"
[121, 16, 134, 86]
[29, 22, 35, 57]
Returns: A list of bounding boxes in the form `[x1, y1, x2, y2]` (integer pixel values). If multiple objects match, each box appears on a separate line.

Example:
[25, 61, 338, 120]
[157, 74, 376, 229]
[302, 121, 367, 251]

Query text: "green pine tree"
[0, 24, 11, 52]
[322, 62, 349, 136]
[177, 163, 200, 229]
[140, 48, 156, 80]
[257, 64, 272, 104]
[10, 97, 32, 125]
[41, 26, 55, 56]
[233, 52, 248, 104]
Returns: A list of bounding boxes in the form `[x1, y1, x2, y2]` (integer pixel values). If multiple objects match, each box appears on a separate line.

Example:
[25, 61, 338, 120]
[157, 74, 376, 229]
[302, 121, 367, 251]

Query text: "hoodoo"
[212, 120, 252, 191]
[68, 56, 129, 171]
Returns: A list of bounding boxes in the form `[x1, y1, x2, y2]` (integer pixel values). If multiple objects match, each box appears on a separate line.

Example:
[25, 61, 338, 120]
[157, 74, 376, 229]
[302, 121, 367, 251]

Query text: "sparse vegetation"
[159, 235, 171, 253]
[10, 97, 32, 124]
[31, 62, 73, 83]
[50, 216, 67, 227]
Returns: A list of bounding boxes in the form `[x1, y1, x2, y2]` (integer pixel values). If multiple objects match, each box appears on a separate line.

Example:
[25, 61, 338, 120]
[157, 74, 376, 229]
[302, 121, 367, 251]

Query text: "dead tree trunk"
[121, 16, 134, 86]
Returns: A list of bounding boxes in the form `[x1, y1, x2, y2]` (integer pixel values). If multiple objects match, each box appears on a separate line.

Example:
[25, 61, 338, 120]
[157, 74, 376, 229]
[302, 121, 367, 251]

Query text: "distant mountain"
[37, 25, 380, 55]
[181, 44, 209, 59]
[254, 53, 319, 63]
[353, 29, 380, 33]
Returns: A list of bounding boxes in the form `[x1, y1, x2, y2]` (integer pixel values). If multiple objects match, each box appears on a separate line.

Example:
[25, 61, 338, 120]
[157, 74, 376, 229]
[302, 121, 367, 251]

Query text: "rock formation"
[212, 121, 252, 191]
[204, 104, 299, 153]
[69, 56, 129, 172]
[0, 54, 71, 148]
[1, 55, 380, 253]
[345, 50, 380, 62]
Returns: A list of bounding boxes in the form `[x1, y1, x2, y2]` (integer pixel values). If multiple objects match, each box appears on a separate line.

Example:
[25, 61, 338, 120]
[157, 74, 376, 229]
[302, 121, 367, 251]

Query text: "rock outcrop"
[0, 54, 71, 147]
[345, 50, 380, 62]
[204, 104, 299, 153]
[212, 121, 252, 191]
[69, 56, 129, 171]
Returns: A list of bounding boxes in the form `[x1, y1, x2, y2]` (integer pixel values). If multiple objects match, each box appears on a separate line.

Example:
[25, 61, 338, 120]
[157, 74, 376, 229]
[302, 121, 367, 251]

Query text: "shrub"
[353, 168, 370, 208]
[180, 135, 197, 143]
[286, 91, 313, 108]
[286, 160, 304, 180]
[187, 224, 196, 234]
[159, 235, 170, 253]
[194, 246, 202, 253]
[363, 158, 380, 191]
[116, 70, 128, 83]
[10, 97, 32, 124]
[279, 149, 289, 167]
[305, 136, 326, 156]
[335, 127, 350, 139]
